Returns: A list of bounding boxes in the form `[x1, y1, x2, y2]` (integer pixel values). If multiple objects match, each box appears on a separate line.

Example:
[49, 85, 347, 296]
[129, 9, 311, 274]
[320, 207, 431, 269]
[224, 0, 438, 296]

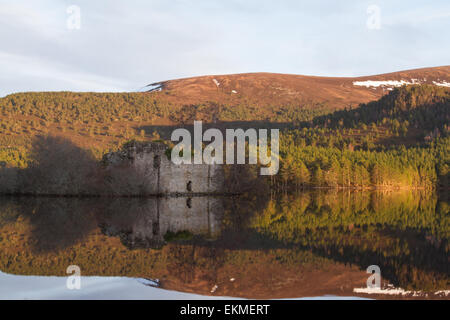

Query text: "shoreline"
[0, 186, 445, 199]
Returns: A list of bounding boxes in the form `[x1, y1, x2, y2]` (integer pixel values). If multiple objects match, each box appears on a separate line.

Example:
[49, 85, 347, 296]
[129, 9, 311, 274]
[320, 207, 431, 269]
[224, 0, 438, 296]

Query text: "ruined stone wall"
[159, 157, 224, 194]
[104, 142, 224, 195]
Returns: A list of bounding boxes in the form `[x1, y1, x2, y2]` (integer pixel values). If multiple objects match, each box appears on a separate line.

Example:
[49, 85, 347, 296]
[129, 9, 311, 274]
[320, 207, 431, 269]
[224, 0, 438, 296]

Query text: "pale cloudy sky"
[0, 0, 449, 96]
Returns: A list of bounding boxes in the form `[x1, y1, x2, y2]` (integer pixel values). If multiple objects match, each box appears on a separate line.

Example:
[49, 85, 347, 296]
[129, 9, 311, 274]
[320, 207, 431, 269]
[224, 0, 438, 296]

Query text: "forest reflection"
[0, 190, 448, 296]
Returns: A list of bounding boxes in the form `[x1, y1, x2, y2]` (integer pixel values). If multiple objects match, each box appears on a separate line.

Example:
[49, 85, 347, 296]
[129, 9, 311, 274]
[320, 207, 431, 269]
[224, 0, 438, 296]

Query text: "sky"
[0, 0, 449, 97]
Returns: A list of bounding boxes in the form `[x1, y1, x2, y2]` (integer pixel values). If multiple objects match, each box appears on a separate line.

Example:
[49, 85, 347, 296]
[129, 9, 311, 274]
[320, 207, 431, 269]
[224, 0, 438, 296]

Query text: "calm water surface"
[0, 191, 448, 299]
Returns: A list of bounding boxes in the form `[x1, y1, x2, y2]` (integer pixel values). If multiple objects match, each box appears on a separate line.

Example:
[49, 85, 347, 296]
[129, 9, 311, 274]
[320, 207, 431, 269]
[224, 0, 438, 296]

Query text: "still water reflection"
[0, 191, 448, 298]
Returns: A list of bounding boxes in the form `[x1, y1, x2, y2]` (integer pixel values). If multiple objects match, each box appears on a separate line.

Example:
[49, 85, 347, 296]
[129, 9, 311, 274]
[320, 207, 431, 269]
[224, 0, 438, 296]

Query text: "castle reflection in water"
[98, 197, 224, 248]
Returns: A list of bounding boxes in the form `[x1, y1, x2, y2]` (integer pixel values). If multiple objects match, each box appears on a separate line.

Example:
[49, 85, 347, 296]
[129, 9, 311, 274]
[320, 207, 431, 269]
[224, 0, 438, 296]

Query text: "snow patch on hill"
[137, 83, 164, 93]
[353, 79, 421, 88]
[353, 78, 450, 89]
[433, 80, 450, 87]
[146, 83, 163, 92]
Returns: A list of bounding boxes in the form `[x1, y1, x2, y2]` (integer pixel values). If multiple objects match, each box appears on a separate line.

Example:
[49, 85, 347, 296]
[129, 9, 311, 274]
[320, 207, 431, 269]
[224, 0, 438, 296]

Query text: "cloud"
[0, 0, 449, 96]
[0, 51, 129, 95]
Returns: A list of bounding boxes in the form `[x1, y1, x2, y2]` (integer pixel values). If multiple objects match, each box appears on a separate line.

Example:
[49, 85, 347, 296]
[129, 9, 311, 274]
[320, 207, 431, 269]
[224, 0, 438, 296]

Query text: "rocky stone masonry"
[103, 141, 225, 195]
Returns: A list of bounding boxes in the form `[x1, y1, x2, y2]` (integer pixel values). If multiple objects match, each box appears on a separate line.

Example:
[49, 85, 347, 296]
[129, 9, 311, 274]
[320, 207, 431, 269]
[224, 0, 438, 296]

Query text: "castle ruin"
[103, 141, 224, 195]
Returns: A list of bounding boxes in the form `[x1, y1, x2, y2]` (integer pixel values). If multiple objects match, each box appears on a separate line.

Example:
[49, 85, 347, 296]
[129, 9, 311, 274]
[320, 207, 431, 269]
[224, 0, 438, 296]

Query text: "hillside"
[0, 67, 449, 191]
[142, 66, 450, 109]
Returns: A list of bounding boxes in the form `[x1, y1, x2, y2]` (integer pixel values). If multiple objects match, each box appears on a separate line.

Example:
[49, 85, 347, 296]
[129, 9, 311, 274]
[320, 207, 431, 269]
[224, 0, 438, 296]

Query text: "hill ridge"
[140, 66, 450, 109]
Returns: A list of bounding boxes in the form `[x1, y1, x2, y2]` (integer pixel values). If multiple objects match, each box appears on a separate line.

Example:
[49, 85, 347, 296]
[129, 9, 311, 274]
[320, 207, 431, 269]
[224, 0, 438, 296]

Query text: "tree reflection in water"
[0, 190, 448, 297]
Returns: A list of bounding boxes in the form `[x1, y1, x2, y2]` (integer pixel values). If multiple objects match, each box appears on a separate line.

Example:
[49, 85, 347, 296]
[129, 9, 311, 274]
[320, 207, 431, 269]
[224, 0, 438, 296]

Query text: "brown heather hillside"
[145, 66, 450, 109]
[0, 67, 448, 190]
